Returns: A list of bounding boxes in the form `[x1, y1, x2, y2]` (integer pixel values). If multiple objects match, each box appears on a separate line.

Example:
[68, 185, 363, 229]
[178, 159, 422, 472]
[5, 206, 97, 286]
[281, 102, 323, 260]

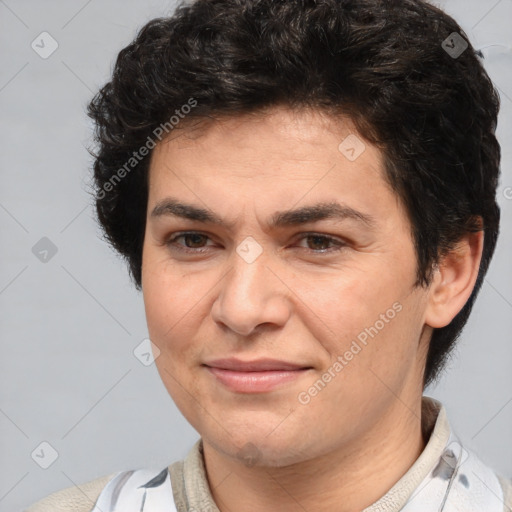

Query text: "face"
[141, 106, 431, 467]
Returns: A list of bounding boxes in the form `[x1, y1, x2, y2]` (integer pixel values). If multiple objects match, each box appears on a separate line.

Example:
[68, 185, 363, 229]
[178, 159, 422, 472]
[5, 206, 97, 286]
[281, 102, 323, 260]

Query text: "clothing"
[25, 396, 512, 512]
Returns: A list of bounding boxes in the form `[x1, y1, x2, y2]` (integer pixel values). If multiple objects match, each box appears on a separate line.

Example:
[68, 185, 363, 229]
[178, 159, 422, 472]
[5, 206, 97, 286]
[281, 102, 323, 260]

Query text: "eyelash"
[165, 231, 347, 255]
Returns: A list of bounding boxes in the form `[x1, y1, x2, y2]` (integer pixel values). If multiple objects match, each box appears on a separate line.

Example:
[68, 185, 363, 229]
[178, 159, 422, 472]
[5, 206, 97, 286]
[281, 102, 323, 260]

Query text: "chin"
[205, 425, 315, 468]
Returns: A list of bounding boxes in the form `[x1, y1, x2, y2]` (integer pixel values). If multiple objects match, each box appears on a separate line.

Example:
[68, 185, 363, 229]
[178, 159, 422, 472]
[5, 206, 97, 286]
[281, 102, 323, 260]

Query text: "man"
[26, 0, 511, 510]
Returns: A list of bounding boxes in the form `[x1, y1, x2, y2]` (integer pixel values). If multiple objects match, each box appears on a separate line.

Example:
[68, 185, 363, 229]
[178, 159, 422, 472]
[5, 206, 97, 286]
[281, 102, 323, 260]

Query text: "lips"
[203, 358, 310, 372]
[203, 358, 313, 393]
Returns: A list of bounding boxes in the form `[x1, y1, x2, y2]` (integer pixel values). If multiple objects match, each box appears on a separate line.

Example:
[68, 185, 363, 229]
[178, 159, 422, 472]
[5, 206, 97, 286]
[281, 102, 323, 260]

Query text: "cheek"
[357, 295, 426, 389]
[142, 253, 214, 396]
[143, 250, 200, 338]
[294, 268, 400, 346]
[143, 263, 206, 416]
[144, 287, 199, 360]
[300, 270, 421, 394]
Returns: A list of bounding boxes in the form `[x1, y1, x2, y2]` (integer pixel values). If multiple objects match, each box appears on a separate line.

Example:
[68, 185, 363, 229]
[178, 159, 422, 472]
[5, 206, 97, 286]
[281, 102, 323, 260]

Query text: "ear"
[424, 228, 484, 329]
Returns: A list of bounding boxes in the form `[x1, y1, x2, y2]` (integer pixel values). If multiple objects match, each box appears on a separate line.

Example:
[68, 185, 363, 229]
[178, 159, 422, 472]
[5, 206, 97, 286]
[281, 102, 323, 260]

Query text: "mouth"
[202, 358, 313, 393]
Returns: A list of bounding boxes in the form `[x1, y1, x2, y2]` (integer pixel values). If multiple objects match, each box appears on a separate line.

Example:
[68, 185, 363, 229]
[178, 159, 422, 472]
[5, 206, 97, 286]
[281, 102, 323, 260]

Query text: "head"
[87, 0, 500, 465]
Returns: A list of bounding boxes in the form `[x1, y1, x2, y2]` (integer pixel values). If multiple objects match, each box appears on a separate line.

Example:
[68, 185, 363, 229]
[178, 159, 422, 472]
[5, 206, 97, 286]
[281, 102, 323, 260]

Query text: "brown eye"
[306, 235, 331, 251]
[179, 233, 208, 248]
[296, 233, 346, 253]
[166, 232, 214, 253]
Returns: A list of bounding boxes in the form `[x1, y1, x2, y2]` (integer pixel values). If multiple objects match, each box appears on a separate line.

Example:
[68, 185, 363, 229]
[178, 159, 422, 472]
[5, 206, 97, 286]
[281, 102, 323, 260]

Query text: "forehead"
[152, 107, 375, 164]
[146, 106, 403, 229]
[149, 107, 384, 180]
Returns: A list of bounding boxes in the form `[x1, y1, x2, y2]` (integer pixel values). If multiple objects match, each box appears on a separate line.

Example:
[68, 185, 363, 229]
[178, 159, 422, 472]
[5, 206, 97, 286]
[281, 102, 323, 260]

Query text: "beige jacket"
[25, 397, 512, 512]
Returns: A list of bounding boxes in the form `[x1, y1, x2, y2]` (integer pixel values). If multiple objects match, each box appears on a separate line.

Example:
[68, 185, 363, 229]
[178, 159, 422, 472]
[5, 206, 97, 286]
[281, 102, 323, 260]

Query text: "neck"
[203, 397, 428, 512]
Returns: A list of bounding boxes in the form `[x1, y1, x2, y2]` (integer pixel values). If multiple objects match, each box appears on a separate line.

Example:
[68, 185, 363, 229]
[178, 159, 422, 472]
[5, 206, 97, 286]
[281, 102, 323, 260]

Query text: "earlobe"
[424, 229, 484, 329]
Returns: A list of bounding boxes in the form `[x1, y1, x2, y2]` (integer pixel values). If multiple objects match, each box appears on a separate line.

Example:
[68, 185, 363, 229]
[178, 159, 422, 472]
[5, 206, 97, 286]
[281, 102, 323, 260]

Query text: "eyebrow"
[150, 197, 376, 229]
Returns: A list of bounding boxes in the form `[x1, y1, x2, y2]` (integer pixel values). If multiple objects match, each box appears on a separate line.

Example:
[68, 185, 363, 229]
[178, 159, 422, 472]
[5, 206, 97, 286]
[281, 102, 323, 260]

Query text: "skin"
[141, 106, 483, 512]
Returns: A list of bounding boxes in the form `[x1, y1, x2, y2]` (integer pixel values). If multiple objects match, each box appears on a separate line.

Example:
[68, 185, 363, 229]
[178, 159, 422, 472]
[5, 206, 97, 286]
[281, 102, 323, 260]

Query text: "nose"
[210, 247, 292, 337]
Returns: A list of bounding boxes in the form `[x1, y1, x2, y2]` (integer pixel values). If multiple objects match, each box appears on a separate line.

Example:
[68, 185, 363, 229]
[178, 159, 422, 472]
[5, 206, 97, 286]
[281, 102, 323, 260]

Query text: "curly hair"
[87, 0, 501, 388]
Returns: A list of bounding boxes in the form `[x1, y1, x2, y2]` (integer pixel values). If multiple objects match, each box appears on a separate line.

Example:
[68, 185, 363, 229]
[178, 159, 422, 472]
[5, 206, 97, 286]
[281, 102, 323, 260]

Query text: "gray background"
[0, 0, 511, 510]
